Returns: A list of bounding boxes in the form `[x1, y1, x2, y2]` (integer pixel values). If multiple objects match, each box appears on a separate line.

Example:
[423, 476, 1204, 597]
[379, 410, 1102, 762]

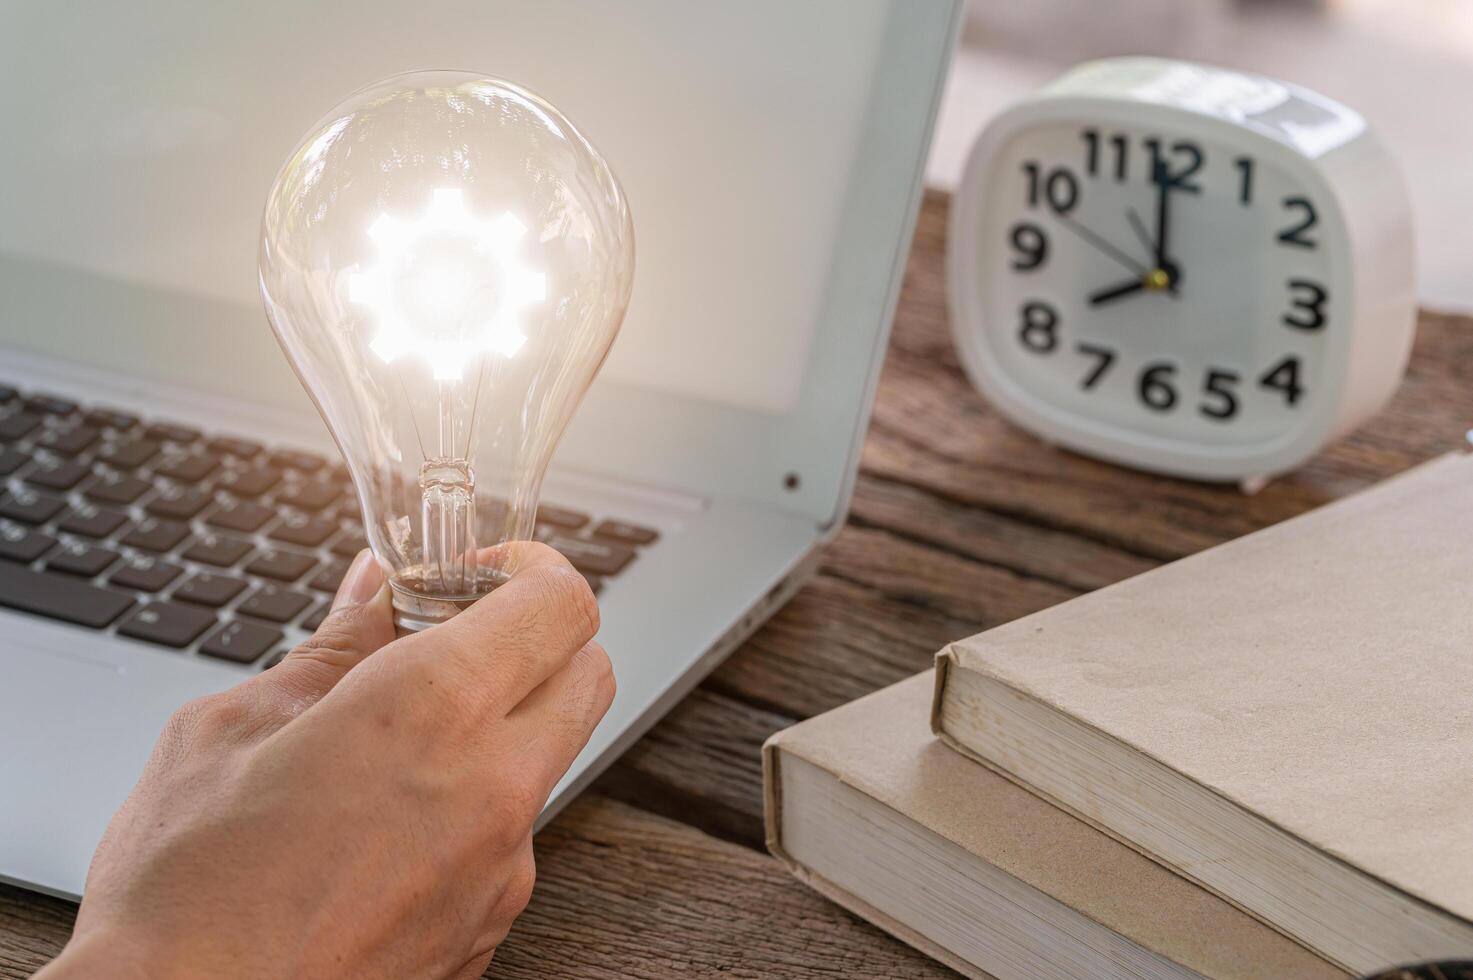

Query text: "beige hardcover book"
[933, 452, 1473, 975]
[764, 673, 1342, 980]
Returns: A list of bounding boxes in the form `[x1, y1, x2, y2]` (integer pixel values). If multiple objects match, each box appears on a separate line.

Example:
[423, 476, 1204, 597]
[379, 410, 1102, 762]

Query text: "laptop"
[0, 0, 961, 898]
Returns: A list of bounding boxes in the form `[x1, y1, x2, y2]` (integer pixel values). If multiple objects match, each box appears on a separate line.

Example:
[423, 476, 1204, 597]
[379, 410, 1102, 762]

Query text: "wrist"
[38, 926, 194, 980]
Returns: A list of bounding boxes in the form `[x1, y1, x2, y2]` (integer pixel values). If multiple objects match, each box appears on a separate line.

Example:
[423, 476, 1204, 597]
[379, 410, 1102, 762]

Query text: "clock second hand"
[1052, 209, 1150, 280]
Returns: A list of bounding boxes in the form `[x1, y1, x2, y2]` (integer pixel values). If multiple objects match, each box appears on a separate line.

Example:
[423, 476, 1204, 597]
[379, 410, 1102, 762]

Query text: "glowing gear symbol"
[347, 188, 546, 380]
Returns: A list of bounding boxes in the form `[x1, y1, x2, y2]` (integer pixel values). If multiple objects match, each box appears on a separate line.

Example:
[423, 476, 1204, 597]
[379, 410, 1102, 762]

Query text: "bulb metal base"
[388, 568, 508, 635]
[390, 585, 479, 634]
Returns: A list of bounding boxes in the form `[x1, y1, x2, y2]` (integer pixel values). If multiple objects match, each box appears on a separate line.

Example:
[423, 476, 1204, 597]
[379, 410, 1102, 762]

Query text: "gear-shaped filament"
[347, 188, 546, 380]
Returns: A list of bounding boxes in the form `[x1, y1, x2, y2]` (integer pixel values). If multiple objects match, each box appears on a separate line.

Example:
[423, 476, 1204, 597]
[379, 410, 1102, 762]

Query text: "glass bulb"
[259, 71, 634, 631]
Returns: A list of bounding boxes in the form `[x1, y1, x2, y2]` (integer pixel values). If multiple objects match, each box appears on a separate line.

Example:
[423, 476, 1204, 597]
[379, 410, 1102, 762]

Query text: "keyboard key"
[97, 438, 160, 469]
[0, 523, 55, 563]
[238, 585, 312, 623]
[591, 520, 660, 546]
[117, 602, 215, 648]
[120, 518, 190, 553]
[57, 504, 128, 539]
[306, 560, 348, 593]
[182, 534, 252, 567]
[268, 450, 326, 473]
[145, 487, 212, 520]
[260, 649, 290, 670]
[24, 394, 78, 416]
[0, 447, 25, 475]
[173, 572, 247, 608]
[84, 407, 140, 431]
[302, 602, 331, 631]
[330, 529, 369, 558]
[208, 436, 263, 459]
[581, 573, 604, 596]
[0, 561, 135, 628]
[217, 467, 282, 497]
[25, 459, 90, 491]
[276, 481, 339, 512]
[206, 499, 273, 533]
[545, 535, 635, 576]
[35, 425, 99, 456]
[336, 496, 361, 520]
[144, 422, 201, 445]
[153, 452, 220, 483]
[0, 413, 41, 441]
[46, 542, 120, 578]
[87, 474, 151, 505]
[245, 549, 317, 583]
[537, 505, 590, 530]
[200, 619, 283, 664]
[269, 514, 336, 548]
[109, 555, 183, 592]
[0, 490, 66, 525]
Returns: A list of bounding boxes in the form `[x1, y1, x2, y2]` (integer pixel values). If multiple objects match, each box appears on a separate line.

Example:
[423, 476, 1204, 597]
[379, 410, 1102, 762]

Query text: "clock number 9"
[1009, 222, 1049, 270]
[1018, 301, 1059, 353]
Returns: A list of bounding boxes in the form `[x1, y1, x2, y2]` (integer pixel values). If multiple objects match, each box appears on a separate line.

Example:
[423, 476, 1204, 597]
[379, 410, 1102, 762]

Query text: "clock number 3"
[1284, 279, 1328, 330]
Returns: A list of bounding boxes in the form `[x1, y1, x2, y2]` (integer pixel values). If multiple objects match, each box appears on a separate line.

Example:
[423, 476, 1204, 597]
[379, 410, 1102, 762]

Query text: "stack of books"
[765, 453, 1473, 979]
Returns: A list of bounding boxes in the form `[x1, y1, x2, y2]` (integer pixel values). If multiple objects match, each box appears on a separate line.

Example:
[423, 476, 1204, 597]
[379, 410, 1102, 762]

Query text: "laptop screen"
[0, 0, 891, 417]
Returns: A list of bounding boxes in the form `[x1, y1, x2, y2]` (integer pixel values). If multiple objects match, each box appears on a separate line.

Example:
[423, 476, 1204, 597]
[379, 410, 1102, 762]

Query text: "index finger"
[401, 542, 600, 712]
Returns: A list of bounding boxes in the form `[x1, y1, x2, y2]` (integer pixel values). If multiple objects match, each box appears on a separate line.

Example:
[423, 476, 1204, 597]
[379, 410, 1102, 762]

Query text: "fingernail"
[333, 550, 383, 611]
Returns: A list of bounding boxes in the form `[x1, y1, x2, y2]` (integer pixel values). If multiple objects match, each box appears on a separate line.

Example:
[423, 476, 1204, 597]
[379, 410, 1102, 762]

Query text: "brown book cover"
[764, 672, 1342, 980]
[934, 452, 1473, 974]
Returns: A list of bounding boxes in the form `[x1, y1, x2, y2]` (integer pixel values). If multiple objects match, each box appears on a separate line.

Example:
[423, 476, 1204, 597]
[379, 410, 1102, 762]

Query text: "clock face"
[977, 120, 1338, 448]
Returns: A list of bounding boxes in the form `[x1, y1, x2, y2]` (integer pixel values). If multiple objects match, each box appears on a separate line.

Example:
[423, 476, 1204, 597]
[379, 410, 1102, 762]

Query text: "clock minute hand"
[1153, 160, 1172, 269]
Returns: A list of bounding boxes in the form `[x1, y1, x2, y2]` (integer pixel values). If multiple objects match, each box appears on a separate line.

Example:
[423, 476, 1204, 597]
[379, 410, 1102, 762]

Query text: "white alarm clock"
[948, 58, 1416, 484]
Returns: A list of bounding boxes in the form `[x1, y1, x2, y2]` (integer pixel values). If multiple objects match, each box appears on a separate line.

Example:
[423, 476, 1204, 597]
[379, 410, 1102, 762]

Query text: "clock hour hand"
[1089, 278, 1146, 307]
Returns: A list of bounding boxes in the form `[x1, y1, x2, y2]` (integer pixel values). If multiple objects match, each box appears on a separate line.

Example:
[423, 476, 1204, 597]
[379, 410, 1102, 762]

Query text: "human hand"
[36, 544, 614, 980]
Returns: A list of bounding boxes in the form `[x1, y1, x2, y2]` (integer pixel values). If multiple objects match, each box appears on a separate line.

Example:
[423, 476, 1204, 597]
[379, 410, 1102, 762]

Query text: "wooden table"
[5, 190, 1472, 978]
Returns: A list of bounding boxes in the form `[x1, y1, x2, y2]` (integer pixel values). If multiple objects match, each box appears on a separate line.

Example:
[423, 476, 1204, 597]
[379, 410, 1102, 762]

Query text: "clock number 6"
[1018, 301, 1059, 353]
[1283, 279, 1328, 330]
[1138, 362, 1178, 412]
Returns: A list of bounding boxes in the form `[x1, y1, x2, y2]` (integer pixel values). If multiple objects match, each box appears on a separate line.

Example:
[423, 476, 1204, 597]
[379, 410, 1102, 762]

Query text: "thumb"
[253, 550, 396, 709]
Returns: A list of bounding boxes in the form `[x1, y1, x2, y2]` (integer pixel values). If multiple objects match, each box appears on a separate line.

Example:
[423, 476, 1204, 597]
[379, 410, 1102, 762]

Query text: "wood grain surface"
[4, 190, 1470, 979]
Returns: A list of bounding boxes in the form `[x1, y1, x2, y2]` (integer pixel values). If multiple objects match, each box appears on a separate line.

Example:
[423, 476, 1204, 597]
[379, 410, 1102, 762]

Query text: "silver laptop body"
[0, 0, 960, 898]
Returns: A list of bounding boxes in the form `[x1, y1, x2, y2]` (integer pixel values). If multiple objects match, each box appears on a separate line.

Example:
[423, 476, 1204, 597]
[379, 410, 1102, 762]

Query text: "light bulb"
[259, 71, 634, 631]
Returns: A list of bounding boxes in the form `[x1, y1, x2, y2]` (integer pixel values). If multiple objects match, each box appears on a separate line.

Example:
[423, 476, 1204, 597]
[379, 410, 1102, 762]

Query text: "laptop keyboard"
[0, 384, 658, 668]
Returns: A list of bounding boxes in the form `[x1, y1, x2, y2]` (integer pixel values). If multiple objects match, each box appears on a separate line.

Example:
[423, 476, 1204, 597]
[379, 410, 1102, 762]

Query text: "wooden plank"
[496, 796, 955, 979]
[0, 796, 955, 980]
[597, 687, 789, 849]
[0, 886, 71, 979]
